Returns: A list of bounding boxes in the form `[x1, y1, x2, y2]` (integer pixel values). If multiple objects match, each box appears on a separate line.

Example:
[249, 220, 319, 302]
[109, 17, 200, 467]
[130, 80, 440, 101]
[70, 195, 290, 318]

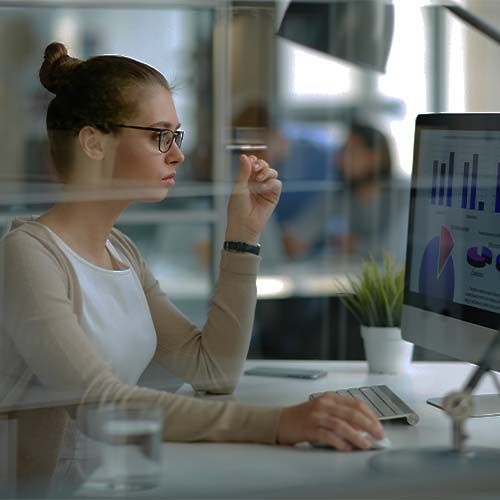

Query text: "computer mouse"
[358, 431, 392, 450]
[310, 433, 392, 451]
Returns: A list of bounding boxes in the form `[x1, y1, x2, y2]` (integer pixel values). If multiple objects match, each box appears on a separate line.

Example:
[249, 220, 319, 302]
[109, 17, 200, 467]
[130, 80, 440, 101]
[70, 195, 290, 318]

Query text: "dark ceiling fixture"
[277, 1, 500, 75]
[277, 1, 395, 73]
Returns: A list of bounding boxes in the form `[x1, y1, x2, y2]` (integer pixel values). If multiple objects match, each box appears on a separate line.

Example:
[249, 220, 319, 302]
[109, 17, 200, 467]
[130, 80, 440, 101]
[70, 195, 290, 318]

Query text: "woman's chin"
[142, 187, 169, 203]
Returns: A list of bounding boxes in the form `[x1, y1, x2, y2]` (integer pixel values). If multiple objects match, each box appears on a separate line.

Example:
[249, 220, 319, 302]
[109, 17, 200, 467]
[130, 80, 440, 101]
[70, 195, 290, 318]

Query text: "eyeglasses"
[109, 123, 184, 153]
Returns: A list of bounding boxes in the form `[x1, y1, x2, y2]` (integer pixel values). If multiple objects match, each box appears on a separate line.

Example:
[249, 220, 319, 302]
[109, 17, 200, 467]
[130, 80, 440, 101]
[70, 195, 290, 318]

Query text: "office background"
[1, 0, 499, 362]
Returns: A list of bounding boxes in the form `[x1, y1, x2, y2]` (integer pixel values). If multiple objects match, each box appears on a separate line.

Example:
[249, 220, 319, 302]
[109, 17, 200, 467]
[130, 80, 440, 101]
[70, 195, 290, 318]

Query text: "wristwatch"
[223, 240, 261, 256]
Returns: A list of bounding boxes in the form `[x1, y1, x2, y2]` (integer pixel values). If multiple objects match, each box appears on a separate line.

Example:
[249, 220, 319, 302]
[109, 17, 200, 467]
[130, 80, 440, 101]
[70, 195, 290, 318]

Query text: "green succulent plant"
[339, 253, 404, 327]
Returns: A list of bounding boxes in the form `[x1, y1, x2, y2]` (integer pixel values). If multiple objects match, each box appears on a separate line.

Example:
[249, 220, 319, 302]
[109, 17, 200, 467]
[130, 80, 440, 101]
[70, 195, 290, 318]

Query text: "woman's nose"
[165, 142, 185, 165]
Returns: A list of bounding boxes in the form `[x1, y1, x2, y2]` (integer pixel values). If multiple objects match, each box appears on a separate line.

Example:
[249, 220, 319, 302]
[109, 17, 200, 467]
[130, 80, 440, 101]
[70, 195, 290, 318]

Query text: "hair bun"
[39, 42, 82, 94]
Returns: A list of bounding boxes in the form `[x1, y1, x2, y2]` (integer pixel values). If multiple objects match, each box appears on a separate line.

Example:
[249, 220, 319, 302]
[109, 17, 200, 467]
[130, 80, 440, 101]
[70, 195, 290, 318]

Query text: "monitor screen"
[403, 114, 500, 369]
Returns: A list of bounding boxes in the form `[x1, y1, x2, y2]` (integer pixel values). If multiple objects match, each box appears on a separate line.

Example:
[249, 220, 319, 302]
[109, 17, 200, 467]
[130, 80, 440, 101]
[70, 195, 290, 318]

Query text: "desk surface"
[81, 360, 500, 498]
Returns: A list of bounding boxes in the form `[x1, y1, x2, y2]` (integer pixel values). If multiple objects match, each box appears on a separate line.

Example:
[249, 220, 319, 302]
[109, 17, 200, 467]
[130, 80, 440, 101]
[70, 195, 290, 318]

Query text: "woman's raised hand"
[277, 392, 384, 451]
[225, 154, 282, 245]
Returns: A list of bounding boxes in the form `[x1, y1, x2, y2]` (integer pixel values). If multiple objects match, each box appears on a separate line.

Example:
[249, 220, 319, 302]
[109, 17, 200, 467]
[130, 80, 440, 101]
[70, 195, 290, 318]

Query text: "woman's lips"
[161, 174, 176, 186]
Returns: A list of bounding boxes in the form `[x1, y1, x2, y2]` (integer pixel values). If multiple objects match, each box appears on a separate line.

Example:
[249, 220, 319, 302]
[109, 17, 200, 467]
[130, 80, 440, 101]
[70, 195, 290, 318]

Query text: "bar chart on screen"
[409, 127, 500, 316]
[423, 131, 500, 214]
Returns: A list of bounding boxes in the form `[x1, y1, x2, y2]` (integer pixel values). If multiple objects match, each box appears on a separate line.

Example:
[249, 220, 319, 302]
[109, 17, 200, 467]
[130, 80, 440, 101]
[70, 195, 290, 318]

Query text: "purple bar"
[431, 160, 438, 204]
[439, 162, 446, 205]
[462, 162, 469, 209]
[470, 154, 478, 209]
[479, 201, 485, 211]
[447, 152, 454, 207]
[496, 163, 500, 213]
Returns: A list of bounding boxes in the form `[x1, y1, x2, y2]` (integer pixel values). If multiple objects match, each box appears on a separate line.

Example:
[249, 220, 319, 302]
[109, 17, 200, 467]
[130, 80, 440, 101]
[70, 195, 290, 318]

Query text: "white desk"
[140, 360, 499, 499]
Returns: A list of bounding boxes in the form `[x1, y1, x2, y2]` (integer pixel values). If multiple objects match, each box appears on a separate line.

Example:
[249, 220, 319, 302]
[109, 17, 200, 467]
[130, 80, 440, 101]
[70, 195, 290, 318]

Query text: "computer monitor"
[402, 113, 500, 415]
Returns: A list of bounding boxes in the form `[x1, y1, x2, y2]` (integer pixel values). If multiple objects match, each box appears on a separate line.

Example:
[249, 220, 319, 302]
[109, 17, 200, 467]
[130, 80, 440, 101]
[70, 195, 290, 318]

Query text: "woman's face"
[110, 83, 185, 202]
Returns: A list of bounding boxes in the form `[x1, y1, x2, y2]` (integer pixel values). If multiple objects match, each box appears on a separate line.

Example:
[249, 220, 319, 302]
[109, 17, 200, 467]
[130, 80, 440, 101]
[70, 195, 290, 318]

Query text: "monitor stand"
[427, 394, 500, 417]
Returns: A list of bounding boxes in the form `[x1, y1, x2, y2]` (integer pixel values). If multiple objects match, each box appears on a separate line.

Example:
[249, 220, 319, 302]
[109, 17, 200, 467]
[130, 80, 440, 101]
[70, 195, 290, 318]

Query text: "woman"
[0, 43, 383, 493]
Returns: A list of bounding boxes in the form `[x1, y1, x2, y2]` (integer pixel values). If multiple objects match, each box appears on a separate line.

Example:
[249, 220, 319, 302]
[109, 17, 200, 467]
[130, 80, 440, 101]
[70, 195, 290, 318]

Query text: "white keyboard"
[310, 384, 419, 425]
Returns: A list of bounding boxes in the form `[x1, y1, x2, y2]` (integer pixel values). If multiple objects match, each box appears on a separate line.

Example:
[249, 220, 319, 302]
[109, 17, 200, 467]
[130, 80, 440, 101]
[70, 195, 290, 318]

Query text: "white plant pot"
[360, 326, 414, 374]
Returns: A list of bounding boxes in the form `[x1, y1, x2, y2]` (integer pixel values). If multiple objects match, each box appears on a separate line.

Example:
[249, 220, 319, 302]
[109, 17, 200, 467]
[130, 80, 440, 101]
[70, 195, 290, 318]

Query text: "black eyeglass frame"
[109, 123, 184, 153]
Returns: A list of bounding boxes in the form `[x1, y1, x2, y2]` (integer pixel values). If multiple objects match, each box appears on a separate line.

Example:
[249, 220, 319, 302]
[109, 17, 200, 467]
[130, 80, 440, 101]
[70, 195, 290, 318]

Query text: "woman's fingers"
[315, 428, 352, 452]
[252, 179, 282, 196]
[277, 396, 385, 452]
[240, 155, 280, 197]
[246, 156, 277, 181]
[319, 393, 380, 423]
[318, 416, 372, 450]
[256, 169, 278, 182]
[328, 395, 384, 439]
[308, 393, 384, 448]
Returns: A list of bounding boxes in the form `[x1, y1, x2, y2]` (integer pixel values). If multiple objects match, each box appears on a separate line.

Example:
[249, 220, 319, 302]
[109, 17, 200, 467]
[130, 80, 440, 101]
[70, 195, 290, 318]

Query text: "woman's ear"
[77, 126, 108, 161]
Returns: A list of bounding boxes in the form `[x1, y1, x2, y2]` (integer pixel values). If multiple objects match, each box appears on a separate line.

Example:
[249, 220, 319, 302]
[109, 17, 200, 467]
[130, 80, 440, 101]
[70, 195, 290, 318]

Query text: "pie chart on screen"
[466, 246, 493, 268]
[418, 226, 455, 301]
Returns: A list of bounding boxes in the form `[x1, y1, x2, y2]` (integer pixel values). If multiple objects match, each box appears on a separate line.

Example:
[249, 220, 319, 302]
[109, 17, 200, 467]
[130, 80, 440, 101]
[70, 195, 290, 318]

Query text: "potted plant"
[339, 253, 414, 374]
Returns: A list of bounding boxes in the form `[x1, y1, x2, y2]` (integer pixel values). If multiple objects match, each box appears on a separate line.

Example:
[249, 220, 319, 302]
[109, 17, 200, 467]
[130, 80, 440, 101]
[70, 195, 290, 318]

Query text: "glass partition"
[1, 0, 498, 494]
[1, 0, 490, 346]
[0, 0, 486, 363]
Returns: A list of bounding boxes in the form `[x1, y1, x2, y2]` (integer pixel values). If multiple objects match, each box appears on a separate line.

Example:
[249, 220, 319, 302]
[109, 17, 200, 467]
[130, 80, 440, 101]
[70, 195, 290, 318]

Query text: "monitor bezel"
[404, 113, 500, 331]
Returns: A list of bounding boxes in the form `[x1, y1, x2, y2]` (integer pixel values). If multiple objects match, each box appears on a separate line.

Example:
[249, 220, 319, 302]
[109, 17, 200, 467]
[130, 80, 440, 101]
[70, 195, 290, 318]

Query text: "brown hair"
[39, 42, 171, 179]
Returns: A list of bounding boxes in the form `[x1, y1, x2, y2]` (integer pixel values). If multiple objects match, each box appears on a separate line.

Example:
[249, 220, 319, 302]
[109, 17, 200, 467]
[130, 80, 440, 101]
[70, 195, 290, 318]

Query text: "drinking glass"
[83, 404, 164, 493]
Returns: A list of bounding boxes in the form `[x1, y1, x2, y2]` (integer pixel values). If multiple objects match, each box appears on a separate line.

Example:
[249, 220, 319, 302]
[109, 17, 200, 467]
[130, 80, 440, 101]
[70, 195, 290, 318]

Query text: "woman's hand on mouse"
[276, 392, 384, 451]
[225, 154, 282, 244]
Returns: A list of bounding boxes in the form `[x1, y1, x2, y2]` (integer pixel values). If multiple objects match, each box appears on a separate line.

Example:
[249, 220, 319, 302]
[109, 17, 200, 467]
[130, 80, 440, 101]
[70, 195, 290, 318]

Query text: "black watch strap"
[223, 241, 261, 255]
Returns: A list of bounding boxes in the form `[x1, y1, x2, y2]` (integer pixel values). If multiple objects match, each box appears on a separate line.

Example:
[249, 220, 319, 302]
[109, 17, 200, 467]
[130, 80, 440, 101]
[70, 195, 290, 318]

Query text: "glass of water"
[84, 404, 164, 493]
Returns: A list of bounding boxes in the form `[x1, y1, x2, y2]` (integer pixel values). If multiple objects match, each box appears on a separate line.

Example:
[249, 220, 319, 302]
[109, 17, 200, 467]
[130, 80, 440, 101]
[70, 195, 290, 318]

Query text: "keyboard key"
[371, 385, 404, 415]
[346, 388, 384, 417]
[360, 387, 396, 417]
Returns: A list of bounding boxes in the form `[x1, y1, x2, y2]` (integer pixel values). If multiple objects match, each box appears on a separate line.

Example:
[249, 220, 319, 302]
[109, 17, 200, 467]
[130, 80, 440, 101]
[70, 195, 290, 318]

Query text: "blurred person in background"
[254, 122, 408, 360]
[280, 121, 409, 264]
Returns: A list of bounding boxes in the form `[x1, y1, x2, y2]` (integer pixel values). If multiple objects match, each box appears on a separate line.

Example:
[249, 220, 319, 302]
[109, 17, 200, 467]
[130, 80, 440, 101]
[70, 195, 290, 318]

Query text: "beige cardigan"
[0, 218, 281, 493]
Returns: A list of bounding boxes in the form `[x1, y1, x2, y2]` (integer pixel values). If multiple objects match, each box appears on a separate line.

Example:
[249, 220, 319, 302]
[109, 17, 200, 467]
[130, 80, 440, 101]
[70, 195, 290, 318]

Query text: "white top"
[45, 227, 157, 385]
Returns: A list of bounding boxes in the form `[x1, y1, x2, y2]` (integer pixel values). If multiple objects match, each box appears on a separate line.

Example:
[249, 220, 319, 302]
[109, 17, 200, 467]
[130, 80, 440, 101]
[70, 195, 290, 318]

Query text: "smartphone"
[244, 366, 328, 380]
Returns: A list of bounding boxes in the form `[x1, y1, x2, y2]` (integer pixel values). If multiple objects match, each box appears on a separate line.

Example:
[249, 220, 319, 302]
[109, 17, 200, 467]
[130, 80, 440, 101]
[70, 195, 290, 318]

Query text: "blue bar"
[496, 163, 500, 213]
[462, 162, 469, 209]
[431, 160, 438, 204]
[479, 201, 485, 211]
[447, 152, 454, 207]
[439, 162, 446, 205]
[470, 154, 478, 210]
